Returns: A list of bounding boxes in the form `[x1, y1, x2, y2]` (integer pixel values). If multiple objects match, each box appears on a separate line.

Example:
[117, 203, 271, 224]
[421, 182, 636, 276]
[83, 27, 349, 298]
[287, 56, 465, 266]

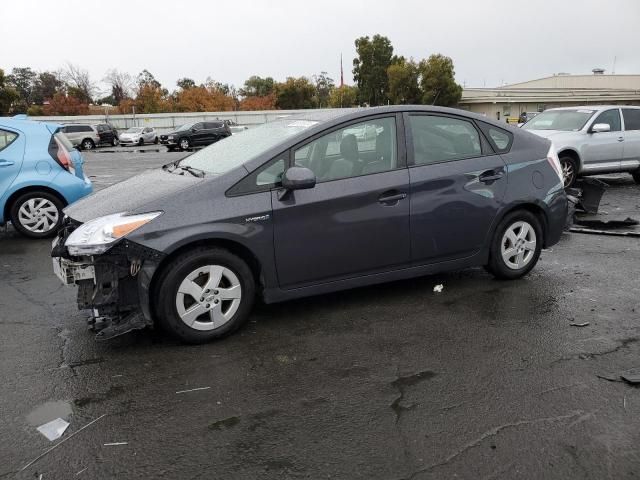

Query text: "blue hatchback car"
[0, 116, 92, 238]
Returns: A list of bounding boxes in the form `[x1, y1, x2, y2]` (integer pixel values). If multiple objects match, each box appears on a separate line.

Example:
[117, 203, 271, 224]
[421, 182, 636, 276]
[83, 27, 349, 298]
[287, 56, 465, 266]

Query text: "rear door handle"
[378, 191, 407, 204]
[479, 170, 504, 183]
[0, 160, 14, 167]
[618, 137, 624, 142]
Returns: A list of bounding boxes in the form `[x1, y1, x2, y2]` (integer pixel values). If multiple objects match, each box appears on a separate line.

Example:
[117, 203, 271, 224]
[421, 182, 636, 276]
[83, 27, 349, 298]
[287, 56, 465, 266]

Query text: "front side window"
[409, 115, 481, 165]
[0, 129, 18, 151]
[593, 109, 621, 132]
[522, 109, 595, 131]
[293, 117, 397, 182]
[622, 109, 640, 131]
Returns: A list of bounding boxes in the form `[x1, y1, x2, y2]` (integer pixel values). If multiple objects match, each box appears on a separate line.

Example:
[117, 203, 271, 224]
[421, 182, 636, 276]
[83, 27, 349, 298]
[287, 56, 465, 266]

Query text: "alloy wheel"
[501, 221, 537, 270]
[17, 198, 59, 234]
[180, 139, 190, 150]
[561, 160, 575, 188]
[175, 265, 242, 331]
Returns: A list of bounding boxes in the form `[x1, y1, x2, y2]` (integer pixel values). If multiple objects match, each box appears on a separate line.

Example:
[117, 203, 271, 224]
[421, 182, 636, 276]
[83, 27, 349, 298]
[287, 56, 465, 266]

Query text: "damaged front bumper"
[51, 222, 165, 340]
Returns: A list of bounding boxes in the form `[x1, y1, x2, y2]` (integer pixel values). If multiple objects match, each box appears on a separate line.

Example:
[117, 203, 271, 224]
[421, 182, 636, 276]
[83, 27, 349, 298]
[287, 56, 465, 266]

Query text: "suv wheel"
[486, 210, 542, 280]
[81, 138, 95, 150]
[9, 191, 64, 238]
[632, 171, 640, 184]
[179, 138, 190, 151]
[559, 156, 577, 188]
[155, 248, 255, 344]
[111, 137, 119, 146]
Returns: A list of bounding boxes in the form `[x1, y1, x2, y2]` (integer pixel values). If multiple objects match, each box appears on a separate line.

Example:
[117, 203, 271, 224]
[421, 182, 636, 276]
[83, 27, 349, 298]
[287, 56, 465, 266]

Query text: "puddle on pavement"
[26, 400, 73, 427]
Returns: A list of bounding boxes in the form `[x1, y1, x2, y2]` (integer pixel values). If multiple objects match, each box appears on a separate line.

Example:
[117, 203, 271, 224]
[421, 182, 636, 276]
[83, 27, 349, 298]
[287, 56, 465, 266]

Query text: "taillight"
[546, 143, 563, 182]
[49, 134, 75, 174]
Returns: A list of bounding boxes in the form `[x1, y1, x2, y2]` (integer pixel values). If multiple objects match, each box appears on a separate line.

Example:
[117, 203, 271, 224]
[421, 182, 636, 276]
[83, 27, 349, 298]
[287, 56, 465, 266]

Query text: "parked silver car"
[523, 106, 640, 187]
[118, 127, 159, 146]
[61, 124, 101, 150]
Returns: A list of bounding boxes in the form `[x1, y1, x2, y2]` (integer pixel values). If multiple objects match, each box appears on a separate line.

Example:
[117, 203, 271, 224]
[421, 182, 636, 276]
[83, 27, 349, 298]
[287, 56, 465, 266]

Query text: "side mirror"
[191, 128, 197, 133]
[281, 167, 316, 191]
[591, 123, 611, 133]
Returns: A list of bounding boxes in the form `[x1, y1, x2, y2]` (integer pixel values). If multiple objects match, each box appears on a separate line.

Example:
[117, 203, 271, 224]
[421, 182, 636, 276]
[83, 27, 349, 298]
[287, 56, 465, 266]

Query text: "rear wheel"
[632, 171, 640, 184]
[486, 210, 542, 280]
[111, 137, 119, 146]
[9, 191, 64, 238]
[155, 248, 255, 343]
[559, 156, 577, 188]
[81, 138, 95, 150]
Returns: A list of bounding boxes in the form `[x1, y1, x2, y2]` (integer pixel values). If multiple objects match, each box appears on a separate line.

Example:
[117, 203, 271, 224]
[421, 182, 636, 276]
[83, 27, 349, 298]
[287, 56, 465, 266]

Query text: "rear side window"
[622, 109, 640, 131]
[409, 115, 481, 165]
[0, 129, 18, 151]
[477, 122, 513, 154]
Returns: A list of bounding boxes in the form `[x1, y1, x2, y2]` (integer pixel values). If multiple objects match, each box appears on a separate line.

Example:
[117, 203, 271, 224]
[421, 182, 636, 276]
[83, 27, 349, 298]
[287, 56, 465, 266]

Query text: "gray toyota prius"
[51, 106, 567, 343]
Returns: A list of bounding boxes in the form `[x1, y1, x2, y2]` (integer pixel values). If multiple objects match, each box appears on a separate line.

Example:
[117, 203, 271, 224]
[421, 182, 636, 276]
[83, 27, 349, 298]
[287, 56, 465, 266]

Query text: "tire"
[9, 191, 64, 239]
[81, 138, 95, 150]
[111, 137, 119, 146]
[559, 156, 577, 188]
[138, 138, 144, 146]
[154, 247, 255, 344]
[154, 136, 159, 144]
[485, 210, 543, 280]
[632, 171, 640, 184]
[179, 138, 190, 151]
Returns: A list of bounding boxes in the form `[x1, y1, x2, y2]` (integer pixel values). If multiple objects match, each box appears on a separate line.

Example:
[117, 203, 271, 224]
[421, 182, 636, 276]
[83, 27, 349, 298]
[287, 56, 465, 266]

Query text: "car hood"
[64, 169, 203, 223]
[525, 129, 581, 140]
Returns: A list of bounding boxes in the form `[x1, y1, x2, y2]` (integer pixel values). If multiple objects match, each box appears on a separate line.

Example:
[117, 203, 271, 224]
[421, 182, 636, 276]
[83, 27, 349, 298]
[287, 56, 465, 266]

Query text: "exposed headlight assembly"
[65, 211, 162, 255]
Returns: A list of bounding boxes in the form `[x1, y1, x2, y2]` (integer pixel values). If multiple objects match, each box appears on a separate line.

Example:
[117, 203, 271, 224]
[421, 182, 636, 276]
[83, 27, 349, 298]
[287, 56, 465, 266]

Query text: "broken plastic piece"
[621, 370, 640, 385]
[570, 322, 590, 327]
[175, 386, 211, 394]
[574, 217, 639, 230]
[36, 418, 69, 441]
[433, 284, 444, 293]
[103, 442, 128, 446]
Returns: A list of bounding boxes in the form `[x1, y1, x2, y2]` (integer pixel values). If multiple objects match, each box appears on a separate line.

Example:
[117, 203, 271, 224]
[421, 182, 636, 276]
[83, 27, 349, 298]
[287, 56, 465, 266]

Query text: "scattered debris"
[208, 416, 241, 430]
[433, 284, 444, 293]
[37, 418, 70, 441]
[569, 227, 640, 238]
[570, 322, 590, 327]
[103, 442, 128, 446]
[175, 386, 211, 394]
[21, 414, 107, 472]
[621, 370, 640, 385]
[574, 217, 639, 229]
[75, 467, 87, 476]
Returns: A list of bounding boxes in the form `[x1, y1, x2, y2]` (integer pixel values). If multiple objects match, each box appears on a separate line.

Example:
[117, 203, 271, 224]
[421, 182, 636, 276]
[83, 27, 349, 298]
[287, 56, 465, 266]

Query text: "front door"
[0, 127, 24, 201]
[582, 108, 624, 172]
[405, 113, 508, 263]
[272, 115, 411, 288]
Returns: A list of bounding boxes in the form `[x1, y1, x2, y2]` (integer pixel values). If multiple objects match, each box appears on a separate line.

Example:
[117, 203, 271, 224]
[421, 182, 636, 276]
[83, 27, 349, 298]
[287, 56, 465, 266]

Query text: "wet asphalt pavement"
[1, 148, 640, 479]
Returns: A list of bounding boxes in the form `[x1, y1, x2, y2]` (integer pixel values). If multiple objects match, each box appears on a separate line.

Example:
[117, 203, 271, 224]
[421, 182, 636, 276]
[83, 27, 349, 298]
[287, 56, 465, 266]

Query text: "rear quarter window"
[0, 129, 18, 151]
[623, 109, 640, 131]
[477, 122, 513, 154]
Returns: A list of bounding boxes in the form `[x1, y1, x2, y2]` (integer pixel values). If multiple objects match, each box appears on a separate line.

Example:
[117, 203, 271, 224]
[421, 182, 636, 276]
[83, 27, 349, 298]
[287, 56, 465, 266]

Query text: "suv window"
[205, 122, 224, 129]
[193, 123, 204, 131]
[622, 109, 640, 131]
[409, 115, 481, 165]
[293, 117, 397, 182]
[593, 109, 621, 132]
[0, 129, 18, 151]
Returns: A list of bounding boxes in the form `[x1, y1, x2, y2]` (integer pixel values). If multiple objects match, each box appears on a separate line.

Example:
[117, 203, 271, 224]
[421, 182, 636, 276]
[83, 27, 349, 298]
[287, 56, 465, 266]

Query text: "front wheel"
[154, 136, 159, 144]
[9, 191, 64, 238]
[138, 138, 144, 146]
[559, 156, 577, 188]
[81, 138, 95, 150]
[111, 137, 119, 146]
[155, 248, 255, 343]
[179, 138, 190, 151]
[485, 210, 542, 280]
[632, 171, 640, 184]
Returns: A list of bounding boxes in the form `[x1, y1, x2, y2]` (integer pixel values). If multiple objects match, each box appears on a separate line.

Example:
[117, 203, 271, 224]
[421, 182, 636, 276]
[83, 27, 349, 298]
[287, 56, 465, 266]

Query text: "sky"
[2, 0, 639, 95]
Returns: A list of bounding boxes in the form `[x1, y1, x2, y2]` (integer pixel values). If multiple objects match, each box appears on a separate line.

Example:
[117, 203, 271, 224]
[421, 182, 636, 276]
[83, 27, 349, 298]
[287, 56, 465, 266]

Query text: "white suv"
[523, 106, 640, 187]
[61, 124, 101, 150]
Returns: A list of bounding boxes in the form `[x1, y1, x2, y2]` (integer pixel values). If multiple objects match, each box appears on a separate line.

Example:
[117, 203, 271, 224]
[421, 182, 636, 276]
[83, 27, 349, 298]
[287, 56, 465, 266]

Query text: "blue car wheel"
[9, 190, 64, 238]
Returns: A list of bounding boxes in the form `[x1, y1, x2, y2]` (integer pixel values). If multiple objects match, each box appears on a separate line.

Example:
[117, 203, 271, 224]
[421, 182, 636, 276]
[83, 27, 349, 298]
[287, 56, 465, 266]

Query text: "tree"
[33, 72, 64, 104]
[387, 58, 421, 104]
[176, 77, 196, 90]
[129, 70, 171, 113]
[174, 84, 235, 112]
[240, 75, 275, 97]
[104, 69, 133, 105]
[0, 69, 18, 115]
[275, 77, 316, 109]
[43, 92, 89, 115]
[418, 54, 462, 107]
[239, 94, 277, 111]
[328, 85, 359, 108]
[7, 67, 38, 111]
[62, 63, 96, 104]
[137, 69, 162, 90]
[352, 35, 394, 106]
[312, 72, 335, 108]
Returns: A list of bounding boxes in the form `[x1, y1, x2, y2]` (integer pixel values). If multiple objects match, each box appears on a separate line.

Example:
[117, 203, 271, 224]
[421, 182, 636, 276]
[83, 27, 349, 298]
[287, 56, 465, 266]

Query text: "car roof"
[545, 105, 640, 112]
[0, 116, 61, 134]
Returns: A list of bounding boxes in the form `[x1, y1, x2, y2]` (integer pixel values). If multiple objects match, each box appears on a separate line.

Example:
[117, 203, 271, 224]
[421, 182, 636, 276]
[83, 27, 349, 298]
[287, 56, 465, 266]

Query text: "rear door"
[271, 114, 411, 288]
[582, 108, 624, 172]
[405, 113, 507, 264]
[191, 123, 207, 146]
[621, 108, 640, 171]
[0, 127, 25, 203]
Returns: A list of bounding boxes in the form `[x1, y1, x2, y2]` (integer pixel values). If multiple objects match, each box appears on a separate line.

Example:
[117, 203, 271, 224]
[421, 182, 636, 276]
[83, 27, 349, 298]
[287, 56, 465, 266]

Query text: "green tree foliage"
[418, 54, 462, 107]
[240, 75, 275, 97]
[33, 72, 64, 104]
[7, 67, 38, 111]
[0, 69, 18, 115]
[275, 77, 316, 109]
[387, 58, 421, 104]
[328, 85, 359, 108]
[312, 72, 334, 108]
[176, 77, 196, 90]
[352, 35, 394, 106]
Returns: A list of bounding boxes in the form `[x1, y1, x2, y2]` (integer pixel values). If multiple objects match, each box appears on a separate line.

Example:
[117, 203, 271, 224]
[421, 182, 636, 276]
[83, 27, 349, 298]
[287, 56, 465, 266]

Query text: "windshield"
[126, 128, 142, 133]
[523, 109, 595, 131]
[178, 119, 319, 175]
[176, 124, 193, 131]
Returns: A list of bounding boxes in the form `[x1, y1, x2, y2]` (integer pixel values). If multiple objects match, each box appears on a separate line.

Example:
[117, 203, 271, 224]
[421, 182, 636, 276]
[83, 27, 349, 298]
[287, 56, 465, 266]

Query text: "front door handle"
[0, 160, 15, 167]
[617, 136, 624, 142]
[479, 170, 504, 183]
[378, 191, 407, 204]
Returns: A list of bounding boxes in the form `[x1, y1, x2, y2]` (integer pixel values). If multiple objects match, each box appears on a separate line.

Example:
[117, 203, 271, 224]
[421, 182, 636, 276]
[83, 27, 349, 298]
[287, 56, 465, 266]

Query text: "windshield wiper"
[175, 165, 205, 178]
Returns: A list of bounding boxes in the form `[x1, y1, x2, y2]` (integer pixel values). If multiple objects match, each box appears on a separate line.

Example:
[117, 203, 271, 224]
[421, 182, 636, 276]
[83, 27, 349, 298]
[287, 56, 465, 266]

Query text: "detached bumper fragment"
[51, 221, 165, 340]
